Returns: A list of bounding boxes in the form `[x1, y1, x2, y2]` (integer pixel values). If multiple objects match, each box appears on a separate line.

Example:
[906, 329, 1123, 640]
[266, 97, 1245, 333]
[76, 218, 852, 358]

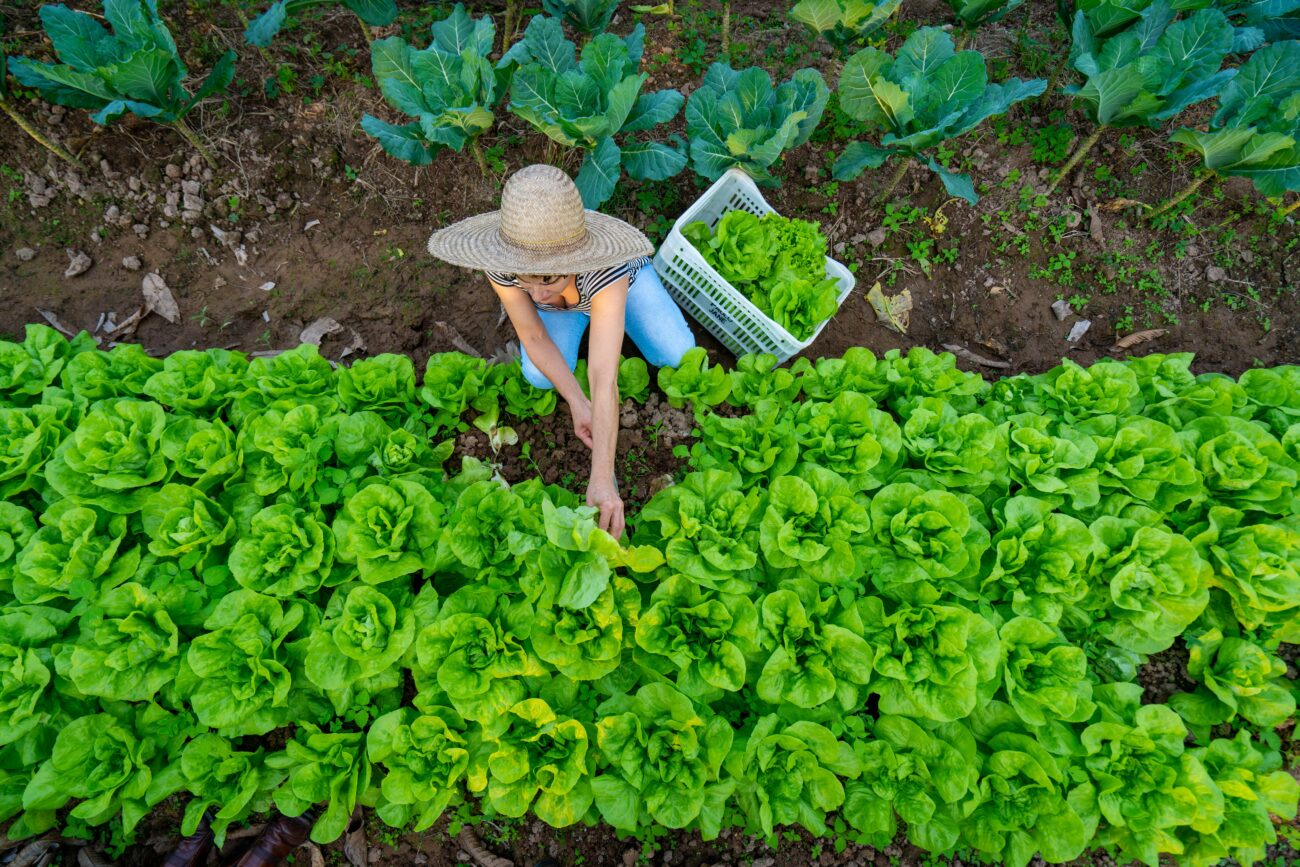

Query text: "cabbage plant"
[1162, 40, 1300, 218]
[0, 25, 83, 168]
[789, 0, 902, 50]
[504, 15, 685, 207]
[834, 27, 1046, 204]
[0, 406, 64, 501]
[948, 0, 1026, 28]
[305, 582, 431, 713]
[9, 1, 234, 167]
[332, 477, 444, 584]
[1050, 2, 1238, 192]
[860, 598, 999, 722]
[363, 5, 501, 174]
[657, 347, 732, 409]
[143, 348, 250, 414]
[865, 481, 989, 603]
[542, 0, 620, 34]
[43, 398, 169, 513]
[684, 62, 828, 185]
[634, 575, 760, 696]
[414, 586, 546, 723]
[245, 0, 397, 47]
[758, 465, 871, 586]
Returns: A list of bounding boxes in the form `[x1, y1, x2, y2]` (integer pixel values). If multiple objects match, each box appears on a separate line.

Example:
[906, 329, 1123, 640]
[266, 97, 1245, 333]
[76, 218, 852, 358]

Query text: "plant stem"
[1046, 126, 1104, 195]
[503, 0, 520, 53]
[1147, 172, 1211, 221]
[470, 138, 489, 177]
[1043, 62, 1065, 102]
[1279, 199, 1300, 218]
[0, 98, 84, 169]
[721, 1, 731, 55]
[356, 17, 373, 44]
[233, 6, 275, 69]
[955, 30, 969, 51]
[874, 156, 912, 205]
[172, 116, 218, 170]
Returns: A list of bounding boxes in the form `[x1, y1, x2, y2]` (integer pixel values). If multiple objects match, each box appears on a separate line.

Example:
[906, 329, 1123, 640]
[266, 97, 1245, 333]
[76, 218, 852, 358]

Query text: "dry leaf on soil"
[299, 317, 344, 346]
[1111, 328, 1169, 351]
[1097, 198, 1147, 213]
[141, 273, 180, 324]
[942, 343, 1011, 369]
[35, 308, 81, 339]
[866, 282, 912, 335]
[342, 806, 366, 867]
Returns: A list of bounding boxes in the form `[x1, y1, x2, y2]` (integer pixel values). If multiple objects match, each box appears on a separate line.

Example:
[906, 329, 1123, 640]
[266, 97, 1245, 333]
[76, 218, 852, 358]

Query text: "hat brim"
[427, 210, 654, 275]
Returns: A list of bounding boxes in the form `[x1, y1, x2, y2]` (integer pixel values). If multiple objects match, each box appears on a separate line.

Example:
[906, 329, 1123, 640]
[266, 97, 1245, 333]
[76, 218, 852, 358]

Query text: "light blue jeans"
[520, 263, 696, 390]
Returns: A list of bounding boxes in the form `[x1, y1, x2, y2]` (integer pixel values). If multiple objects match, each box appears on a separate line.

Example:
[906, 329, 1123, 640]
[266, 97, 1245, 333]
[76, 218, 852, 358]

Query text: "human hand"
[570, 397, 594, 449]
[587, 478, 624, 540]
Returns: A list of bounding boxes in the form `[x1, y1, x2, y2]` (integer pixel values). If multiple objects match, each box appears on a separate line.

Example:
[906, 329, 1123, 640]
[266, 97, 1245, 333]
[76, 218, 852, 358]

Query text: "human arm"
[489, 279, 593, 447]
[584, 277, 629, 539]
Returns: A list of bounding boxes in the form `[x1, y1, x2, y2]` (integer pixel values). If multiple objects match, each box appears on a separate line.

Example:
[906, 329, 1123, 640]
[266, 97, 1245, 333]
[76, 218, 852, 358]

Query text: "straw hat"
[426, 164, 653, 274]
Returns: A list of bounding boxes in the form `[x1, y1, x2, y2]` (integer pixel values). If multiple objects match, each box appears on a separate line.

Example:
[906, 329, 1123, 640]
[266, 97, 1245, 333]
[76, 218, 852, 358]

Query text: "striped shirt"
[486, 256, 651, 313]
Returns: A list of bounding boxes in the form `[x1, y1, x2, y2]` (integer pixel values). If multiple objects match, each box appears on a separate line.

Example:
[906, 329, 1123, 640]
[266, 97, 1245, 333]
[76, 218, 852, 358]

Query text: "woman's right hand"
[569, 397, 594, 449]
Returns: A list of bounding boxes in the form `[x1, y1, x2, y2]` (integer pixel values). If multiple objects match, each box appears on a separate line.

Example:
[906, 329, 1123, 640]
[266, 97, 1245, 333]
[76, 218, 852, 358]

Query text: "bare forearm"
[525, 333, 587, 407]
[589, 380, 619, 487]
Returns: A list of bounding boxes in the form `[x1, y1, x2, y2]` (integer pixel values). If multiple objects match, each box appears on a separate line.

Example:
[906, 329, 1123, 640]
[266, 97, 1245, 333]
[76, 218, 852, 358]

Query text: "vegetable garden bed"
[0, 0, 1298, 863]
[0, 323, 1297, 867]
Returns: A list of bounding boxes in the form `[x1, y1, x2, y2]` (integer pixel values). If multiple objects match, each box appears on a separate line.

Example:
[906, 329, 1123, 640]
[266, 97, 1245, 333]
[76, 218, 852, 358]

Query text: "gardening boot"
[224, 810, 316, 867]
[162, 810, 214, 867]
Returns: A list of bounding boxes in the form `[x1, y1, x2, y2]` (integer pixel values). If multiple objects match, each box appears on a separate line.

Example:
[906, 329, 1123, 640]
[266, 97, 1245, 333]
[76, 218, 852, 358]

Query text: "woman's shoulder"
[577, 256, 651, 292]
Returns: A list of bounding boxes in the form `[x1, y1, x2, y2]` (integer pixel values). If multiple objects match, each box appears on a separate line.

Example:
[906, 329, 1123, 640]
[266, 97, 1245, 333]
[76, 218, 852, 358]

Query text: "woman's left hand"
[587, 478, 625, 540]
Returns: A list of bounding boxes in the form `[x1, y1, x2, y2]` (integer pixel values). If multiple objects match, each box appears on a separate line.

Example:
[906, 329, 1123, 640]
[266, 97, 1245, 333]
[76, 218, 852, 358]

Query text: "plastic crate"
[654, 168, 855, 364]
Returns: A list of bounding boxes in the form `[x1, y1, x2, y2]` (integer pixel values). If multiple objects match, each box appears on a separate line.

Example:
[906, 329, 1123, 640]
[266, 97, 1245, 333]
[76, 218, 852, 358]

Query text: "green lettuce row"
[0, 324, 1296, 867]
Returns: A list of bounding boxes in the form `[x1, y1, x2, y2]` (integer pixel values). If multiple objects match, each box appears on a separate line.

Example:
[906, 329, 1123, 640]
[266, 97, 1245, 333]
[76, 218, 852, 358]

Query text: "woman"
[427, 164, 696, 540]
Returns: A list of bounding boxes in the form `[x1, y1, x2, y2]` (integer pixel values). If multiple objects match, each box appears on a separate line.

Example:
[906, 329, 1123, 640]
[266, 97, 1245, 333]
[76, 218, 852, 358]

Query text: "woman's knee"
[520, 356, 555, 390]
[644, 327, 696, 370]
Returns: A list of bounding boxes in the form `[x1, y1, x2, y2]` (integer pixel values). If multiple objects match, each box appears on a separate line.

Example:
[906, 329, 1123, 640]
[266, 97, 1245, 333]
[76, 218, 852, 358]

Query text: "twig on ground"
[457, 827, 513, 867]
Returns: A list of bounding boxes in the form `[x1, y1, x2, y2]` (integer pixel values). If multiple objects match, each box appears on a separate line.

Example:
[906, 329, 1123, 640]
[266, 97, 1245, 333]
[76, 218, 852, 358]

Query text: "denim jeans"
[520, 263, 696, 390]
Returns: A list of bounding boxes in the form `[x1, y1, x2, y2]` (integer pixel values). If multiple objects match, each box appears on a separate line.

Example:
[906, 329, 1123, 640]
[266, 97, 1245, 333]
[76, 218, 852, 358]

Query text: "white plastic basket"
[654, 168, 855, 364]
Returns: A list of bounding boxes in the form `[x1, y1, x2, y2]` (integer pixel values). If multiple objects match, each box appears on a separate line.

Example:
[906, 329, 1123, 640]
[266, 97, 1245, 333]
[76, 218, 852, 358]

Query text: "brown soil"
[456, 393, 694, 511]
[1, 0, 1295, 380]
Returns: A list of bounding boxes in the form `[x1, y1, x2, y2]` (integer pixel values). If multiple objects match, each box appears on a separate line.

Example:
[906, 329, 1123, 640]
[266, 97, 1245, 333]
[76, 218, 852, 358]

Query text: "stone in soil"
[64, 249, 93, 277]
[15, 247, 35, 262]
